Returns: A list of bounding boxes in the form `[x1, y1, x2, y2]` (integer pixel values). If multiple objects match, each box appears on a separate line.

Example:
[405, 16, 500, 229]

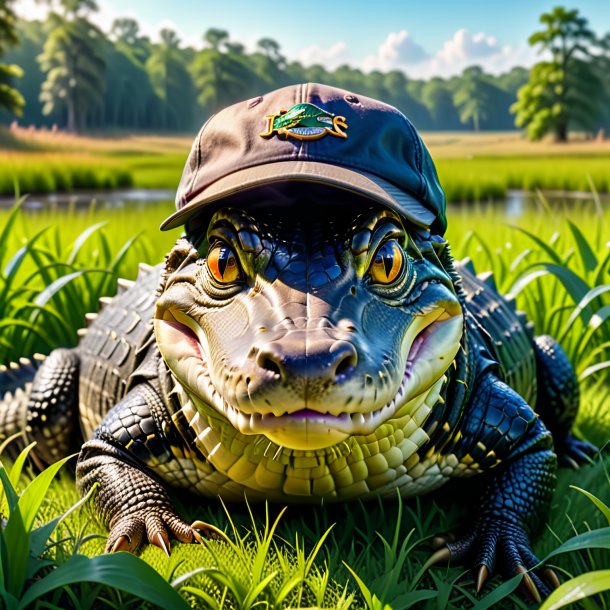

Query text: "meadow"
[3, 129, 610, 202]
[0, 186, 609, 609]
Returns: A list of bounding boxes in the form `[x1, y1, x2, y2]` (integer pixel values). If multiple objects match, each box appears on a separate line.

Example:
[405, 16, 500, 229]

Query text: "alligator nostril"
[258, 354, 282, 377]
[334, 353, 356, 381]
[331, 342, 358, 382]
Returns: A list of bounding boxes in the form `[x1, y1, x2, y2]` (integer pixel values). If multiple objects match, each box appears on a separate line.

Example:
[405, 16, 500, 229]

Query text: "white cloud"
[14, 0, 202, 48]
[360, 28, 544, 79]
[298, 42, 349, 70]
[437, 28, 498, 63]
[14, 0, 51, 21]
[362, 30, 429, 72]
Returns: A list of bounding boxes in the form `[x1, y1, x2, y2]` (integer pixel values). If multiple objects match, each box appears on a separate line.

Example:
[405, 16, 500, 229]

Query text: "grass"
[3, 129, 610, 201]
[0, 154, 133, 196]
[0, 193, 609, 608]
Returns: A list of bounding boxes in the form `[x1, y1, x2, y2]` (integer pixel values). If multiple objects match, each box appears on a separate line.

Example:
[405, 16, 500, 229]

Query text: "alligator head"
[154, 190, 463, 457]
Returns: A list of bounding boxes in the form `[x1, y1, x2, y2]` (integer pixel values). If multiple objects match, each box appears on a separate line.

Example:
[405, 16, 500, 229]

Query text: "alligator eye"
[369, 241, 404, 284]
[207, 243, 241, 283]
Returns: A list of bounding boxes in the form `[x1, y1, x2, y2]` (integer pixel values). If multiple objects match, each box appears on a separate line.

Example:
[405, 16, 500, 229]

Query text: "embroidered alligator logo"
[260, 102, 348, 141]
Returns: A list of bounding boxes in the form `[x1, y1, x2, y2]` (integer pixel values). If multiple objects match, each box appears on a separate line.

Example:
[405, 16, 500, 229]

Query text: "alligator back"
[77, 265, 162, 437]
[455, 260, 537, 405]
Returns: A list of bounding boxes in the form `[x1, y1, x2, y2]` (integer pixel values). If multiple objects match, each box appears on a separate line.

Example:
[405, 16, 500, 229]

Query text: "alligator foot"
[428, 518, 559, 601]
[556, 434, 598, 469]
[107, 510, 228, 555]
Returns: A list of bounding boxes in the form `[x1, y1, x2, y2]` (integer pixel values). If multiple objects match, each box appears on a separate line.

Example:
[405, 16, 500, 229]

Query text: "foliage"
[0, 0, 24, 116]
[511, 6, 603, 141]
[38, 6, 107, 133]
[0, 16, 535, 133]
[452, 67, 496, 132]
[0, 443, 193, 610]
[145, 28, 194, 130]
[0, 191, 608, 609]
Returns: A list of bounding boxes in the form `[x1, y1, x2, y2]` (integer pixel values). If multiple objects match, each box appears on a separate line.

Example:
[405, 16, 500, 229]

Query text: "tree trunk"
[66, 97, 77, 133]
[555, 119, 568, 142]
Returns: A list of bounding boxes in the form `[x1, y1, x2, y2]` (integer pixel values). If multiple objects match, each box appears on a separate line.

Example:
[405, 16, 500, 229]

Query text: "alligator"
[0, 84, 598, 601]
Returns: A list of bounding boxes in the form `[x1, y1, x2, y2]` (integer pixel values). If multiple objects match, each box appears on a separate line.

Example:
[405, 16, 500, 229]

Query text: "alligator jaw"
[155, 303, 462, 451]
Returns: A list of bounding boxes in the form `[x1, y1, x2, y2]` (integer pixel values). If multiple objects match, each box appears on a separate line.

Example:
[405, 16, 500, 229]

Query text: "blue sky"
[16, 0, 610, 77]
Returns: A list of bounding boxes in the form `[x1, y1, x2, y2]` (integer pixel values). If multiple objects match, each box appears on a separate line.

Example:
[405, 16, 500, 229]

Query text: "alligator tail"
[0, 355, 45, 461]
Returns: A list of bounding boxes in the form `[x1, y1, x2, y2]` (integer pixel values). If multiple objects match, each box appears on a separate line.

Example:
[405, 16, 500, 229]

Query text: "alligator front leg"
[534, 334, 598, 467]
[76, 381, 224, 554]
[434, 373, 558, 600]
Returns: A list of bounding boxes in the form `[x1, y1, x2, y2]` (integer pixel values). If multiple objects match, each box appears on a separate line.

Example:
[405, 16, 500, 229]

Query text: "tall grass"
[3, 128, 610, 201]
[0, 196, 608, 609]
[0, 155, 132, 196]
[437, 156, 610, 202]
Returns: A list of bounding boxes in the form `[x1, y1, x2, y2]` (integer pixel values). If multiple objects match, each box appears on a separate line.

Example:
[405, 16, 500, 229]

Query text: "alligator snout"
[254, 336, 358, 384]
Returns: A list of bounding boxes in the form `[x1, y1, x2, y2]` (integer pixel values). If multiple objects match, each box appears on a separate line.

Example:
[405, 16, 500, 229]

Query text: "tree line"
[1, 1, 609, 141]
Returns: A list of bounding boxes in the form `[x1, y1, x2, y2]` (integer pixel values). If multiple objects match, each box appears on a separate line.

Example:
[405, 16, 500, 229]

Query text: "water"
[1, 188, 608, 218]
[0, 188, 175, 211]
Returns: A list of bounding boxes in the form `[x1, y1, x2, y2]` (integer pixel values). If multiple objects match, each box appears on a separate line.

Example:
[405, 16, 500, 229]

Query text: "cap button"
[344, 94, 360, 104]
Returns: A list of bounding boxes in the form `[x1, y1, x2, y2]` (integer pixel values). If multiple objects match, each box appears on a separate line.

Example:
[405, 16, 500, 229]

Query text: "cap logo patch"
[260, 103, 348, 141]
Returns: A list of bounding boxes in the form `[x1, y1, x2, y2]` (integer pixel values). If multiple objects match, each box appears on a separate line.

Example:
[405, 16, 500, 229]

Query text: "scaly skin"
[0, 201, 597, 599]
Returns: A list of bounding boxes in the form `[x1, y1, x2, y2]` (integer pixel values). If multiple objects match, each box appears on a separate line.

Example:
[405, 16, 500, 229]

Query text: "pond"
[1, 188, 608, 219]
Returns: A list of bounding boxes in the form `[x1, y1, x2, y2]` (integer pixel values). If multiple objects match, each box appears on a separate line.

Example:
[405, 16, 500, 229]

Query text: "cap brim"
[160, 160, 435, 231]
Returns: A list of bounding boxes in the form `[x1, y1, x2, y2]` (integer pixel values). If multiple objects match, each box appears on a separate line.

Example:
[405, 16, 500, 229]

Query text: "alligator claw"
[475, 565, 489, 593]
[151, 530, 171, 557]
[516, 565, 542, 603]
[544, 568, 561, 590]
[105, 508, 194, 554]
[110, 534, 132, 553]
[423, 546, 452, 570]
[432, 532, 456, 549]
[191, 519, 230, 544]
[558, 434, 598, 468]
[427, 518, 552, 600]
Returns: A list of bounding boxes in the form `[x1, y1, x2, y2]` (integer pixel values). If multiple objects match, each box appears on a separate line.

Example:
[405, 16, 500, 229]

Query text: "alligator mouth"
[154, 305, 462, 451]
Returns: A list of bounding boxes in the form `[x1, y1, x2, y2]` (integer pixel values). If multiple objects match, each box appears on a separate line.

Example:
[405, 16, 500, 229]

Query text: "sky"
[15, 0, 610, 78]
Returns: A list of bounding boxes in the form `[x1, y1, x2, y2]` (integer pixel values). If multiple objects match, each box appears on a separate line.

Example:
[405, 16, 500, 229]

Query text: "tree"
[145, 29, 193, 130]
[511, 7, 602, 141]
[204, 28, 229, 51]
[452, 66, 495, 131]
[37, 0, 106, 132]
[421, 78, 461, 130]
[191, 46, 255, 115]
[257, 37, 285, 68]
[0, 0, 25, 115]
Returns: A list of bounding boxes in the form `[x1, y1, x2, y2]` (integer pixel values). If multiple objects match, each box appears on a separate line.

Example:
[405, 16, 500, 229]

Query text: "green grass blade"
[539, 570, 610, 610]
[0, 461, 20, 514]
[29, 482, 99, 559]
[569, 486, 610, 524]
[17, 553, 192, 610]
[541, 527, 610, 563]
[513, 263, 591, 312]
[242, 570, 278, 609]
[506, 269, 549, 299]
[0, 198, 26, 270]
[8, 441, 37, 490]
[66, 222, 107, 265]
[471, 573, 523, 610]
[559, 284, 610, 342]
[180, 586, 221, 610]
[389, 589, 438, 609]
[579, 360, 610, 381]
[567, 220, 598, 273]
[15, 453, 76, 533]
[33, 269, 110, 307]
[510, 226, 563, 265]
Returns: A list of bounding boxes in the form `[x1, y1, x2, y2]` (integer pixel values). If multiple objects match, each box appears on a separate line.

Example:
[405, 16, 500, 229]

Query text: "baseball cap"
[161, 83, 447, 235]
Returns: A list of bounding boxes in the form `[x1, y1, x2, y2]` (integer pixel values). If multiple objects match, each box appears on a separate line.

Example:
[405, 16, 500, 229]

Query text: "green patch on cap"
[260, 102, 348, 141]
